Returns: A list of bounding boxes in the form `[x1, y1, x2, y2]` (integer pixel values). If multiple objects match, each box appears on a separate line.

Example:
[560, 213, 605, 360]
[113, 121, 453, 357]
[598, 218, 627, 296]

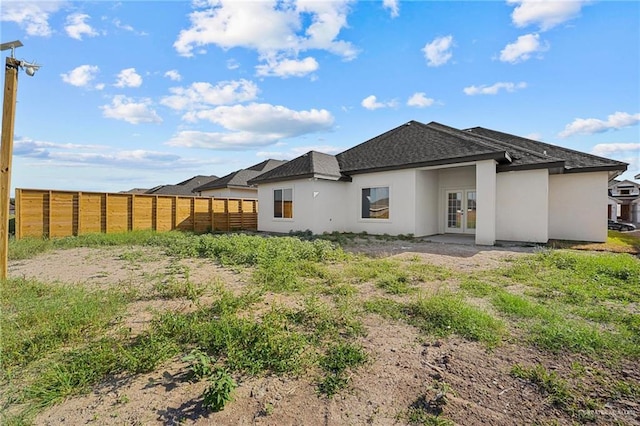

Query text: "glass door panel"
[446, 191, 463, 233]
[466, 191, 476, 230]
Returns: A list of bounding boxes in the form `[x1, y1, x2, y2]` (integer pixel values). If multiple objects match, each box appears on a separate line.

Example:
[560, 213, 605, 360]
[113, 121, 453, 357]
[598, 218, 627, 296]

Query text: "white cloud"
[508, 0, 587, 31]
[173, 0, 357, 78]
[560, 112, 640, 138]
[113, 18, 146, 35]
[361, 95, 397, 110]
[463, 81, 527, 95]
[65, 13, 98, 40]
[383, 0, 399, 18]
[499, 33, 548, 63]
[227, 59, 240, 70]
[184, 103, 333, 133]
[255, 56, 319, 78]
[114, 68, 143, 88]
[422, 35, 454, 67]
[590, 143, 640, 157]
[13, 136, 208, 170]
[161, 79, 259, 111]
[60, 65, 100, 88]
[167, 103, 334, 150]
[101, 95, 162, 124]
[14, 137, 104, 158]
[407, 92, 435, 108]
[164, 70, 182, 82]
[0, 1, 65, 37]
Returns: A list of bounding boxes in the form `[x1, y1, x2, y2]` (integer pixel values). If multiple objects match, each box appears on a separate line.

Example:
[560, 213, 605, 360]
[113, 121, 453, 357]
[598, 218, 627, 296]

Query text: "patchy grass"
[408, 293, 505, 347]
[1, 278, 130, 374]
[548, 230, 640, 254]
[317, 342, 368, 397]
[3, 231, 640, 424]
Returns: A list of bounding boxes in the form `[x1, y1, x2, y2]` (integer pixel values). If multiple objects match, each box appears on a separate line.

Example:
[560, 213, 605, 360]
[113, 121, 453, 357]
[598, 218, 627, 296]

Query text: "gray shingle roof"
[248, 121, 628, 185]
[336, 121, 512, 174]
[145, 175, 218, 196]
[465, 127, 628, 173]
[249, 151, 347, 184]
[193, 159, 287, 192]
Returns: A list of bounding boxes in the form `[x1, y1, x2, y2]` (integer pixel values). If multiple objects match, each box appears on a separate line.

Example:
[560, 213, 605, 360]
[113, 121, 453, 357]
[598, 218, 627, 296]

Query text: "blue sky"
[1, 0, 639, 195]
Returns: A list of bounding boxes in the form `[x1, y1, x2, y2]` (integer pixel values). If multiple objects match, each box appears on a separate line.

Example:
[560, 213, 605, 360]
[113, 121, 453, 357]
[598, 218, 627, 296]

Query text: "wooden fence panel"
[194, 198, 211, 233]
[133, 195, 154, 231]
[106, 194, 130, 233]
[79, 193, 102, 234]
[155, 196, 174, 232]
[175, 197, 193, 231]
[49, 192, 76, 238]
[15, 189, 258, 239]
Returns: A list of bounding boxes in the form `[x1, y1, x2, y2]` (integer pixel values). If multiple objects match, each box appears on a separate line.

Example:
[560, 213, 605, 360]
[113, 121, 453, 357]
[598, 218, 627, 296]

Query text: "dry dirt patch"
[7, 241, 638, 425]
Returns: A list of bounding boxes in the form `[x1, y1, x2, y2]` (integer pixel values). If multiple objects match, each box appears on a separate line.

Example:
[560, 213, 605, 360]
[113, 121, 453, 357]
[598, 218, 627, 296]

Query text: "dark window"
[362, 187, 389, 219]
[274, 188, 293, 218]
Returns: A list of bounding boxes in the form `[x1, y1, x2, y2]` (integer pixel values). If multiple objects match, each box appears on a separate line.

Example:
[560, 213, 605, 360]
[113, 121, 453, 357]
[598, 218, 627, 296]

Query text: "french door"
[445, 190, 476, 234]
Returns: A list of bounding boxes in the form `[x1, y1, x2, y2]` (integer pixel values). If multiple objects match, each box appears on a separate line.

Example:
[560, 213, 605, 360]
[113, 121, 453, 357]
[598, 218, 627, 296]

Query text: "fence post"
[209, 197, 214, 232]
[15, 188, 21, 239]
[76, 191, 82, 236]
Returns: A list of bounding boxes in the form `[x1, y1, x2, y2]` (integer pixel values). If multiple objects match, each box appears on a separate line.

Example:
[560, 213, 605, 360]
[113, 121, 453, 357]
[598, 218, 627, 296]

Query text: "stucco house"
[248, 121, 628, 245]
[193, 159, 287, 198]
[608, 179, 640, 224]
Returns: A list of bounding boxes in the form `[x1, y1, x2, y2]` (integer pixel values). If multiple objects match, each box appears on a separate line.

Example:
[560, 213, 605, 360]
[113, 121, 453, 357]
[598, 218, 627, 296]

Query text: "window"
[274, 188, 293, 218]
[362, 187, 389, 219]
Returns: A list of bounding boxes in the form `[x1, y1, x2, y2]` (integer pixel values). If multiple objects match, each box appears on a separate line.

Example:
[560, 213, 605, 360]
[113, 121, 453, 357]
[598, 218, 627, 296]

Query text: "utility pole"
[0, 40, 40, 280]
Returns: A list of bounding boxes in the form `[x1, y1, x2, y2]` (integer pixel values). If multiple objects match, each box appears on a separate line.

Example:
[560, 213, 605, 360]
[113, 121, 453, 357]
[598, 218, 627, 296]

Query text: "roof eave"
[249, 173, 350, 185]
[342, 151, 510, 175]
[497, 160, 565, 173]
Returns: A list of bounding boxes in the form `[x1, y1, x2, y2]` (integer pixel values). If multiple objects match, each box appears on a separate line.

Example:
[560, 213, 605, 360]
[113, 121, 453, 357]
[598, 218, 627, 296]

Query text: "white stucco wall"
[475, 160, 497, 245]
[549, 171, 609, 242]
[415, 170, 439, 237]
[256, 179, 348, 234]
[199, 188, 257, 199]
[345, 169, 417, 235]
[496, 169, 549, 243]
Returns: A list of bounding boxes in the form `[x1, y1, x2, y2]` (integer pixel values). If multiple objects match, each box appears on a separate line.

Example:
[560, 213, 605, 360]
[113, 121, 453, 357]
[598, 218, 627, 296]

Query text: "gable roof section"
[146, 175, 218, 196]
[466, 127, 627, 174]
[336, 121, 512, 174]
[193, 159, 288, 192]
[247, 120, 628, 185]
[249, 151, 348, 184]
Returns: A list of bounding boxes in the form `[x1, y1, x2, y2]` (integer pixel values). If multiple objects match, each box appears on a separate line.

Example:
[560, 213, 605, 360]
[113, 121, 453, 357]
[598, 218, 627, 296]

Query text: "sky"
[1, 0, 639, 196]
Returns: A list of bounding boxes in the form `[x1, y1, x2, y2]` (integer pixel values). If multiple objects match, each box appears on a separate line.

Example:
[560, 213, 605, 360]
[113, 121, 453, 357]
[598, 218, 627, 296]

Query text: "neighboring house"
[248, 121, 628, 245]
[120, 188, 150, 194]
[145, 175, 218, 196]
[9, 199, 15, 216]
[192, 160, 287, 198]
[608, 179, 640, 223]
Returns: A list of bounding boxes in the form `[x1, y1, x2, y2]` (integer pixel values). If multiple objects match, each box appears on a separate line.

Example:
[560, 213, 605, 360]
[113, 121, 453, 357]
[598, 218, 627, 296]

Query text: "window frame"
[273, 187, 293, 220]
[360, 186, 390, 221]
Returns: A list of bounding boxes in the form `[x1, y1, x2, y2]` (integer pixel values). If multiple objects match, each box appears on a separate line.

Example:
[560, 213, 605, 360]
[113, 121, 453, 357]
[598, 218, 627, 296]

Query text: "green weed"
[317, 343, 368, 397]
[408, 293, 504, 347]
[202, 367, 236, 412]
[511, 364, 573, 409]
[363, 297, 405, 320]
[1, 278, 128, 373]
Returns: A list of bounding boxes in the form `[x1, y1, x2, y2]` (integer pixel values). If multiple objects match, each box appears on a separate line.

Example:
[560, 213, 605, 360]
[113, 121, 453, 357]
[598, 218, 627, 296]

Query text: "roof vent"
[543, 150, 547, 156]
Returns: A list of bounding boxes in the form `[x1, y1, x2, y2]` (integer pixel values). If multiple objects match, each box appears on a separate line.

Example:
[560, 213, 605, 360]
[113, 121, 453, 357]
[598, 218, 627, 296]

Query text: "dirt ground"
[7, 240, 640, 426]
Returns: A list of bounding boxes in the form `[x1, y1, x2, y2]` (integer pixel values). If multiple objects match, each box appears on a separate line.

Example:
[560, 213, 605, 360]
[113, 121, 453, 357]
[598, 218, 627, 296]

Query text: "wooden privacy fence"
[14, 188, 258, 239]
